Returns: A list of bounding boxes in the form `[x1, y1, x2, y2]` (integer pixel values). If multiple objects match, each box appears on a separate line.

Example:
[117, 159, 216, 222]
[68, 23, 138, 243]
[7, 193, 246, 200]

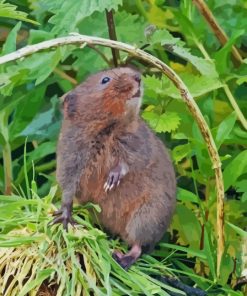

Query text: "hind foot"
[112, 244, 142, 270]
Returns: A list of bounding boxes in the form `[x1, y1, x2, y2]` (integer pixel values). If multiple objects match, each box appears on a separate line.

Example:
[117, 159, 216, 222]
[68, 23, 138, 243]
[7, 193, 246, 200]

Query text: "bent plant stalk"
[0, 34, 225, 278]
[0, 111, 12, 195]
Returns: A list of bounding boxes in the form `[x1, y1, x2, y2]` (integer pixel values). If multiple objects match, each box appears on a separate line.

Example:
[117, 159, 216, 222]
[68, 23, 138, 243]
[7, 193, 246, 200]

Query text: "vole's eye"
[101, 77, 110, 84]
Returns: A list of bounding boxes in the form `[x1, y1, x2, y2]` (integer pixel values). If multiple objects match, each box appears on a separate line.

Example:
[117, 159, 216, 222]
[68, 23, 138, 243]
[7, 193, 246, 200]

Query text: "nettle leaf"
[142, 110, 181, 133]
[1, 49, 62, 95]
[47, 0, 122, 35]
[79, 11, 147, 44]
[149, 29, 218, 77]
[0, 0, 38, 24]
[1, 21, 21, 55]
[75, 11, 147, 76]
[143, 74, 222, 101]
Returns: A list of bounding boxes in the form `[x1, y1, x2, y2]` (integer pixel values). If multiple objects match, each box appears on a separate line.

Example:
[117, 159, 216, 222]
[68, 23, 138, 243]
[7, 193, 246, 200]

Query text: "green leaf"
[143, 74, 223, 100]
[226, 222, 247, 238]
[9, 86, 46, 140]
[20, 108, 54, 137]
[149, 29, 218, 77]
[214, 29, 245, 75]
[223, 150, 247, 191]
[142, 111, 181, 133]
[15, 142, 56, 185]
[0, 234, 44, 247]
[219, 252, 234, 286]
[19, 269, 54, 296]
[1, 21, 21, 55]
[172, 204, 202, 249]
[48, 0, 122, 35]
[0, 0, 38, 24]
[1, 49, 62, 96]
[159, 243, 206, 259]
[214, 112, 237, 148]
[177, 188, 200, 204]
[172, 143, 191, 164]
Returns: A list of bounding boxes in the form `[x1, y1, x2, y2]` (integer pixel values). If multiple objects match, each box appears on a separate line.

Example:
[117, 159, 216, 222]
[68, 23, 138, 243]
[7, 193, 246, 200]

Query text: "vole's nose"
[134, 73, 141, 84]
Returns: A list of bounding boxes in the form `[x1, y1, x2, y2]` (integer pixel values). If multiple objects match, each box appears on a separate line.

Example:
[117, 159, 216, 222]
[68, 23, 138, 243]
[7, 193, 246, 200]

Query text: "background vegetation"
[0, 0, 246, 295]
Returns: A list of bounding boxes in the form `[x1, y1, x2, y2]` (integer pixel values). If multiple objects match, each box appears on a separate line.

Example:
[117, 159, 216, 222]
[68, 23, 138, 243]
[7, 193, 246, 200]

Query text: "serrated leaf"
[142, 111, 181, 133]
[48, 0, 122, 35]
[149, 29, 218, 77]
[1, 21, 21, 55]
[143, 74, 223, 101]
[1, 49, 62, 96]
[0, 0, 38, 24]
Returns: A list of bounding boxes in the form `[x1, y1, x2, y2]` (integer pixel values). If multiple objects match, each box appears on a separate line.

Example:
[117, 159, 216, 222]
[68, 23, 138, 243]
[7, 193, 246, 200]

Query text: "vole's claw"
[53, 209, 63, 216]
[49, 206, 76, 231]
[104, 170, 121, 192]
[112, 253, 135, 270]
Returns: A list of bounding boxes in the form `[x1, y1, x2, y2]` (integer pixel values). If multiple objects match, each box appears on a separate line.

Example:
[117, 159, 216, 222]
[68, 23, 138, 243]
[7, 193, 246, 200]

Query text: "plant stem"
[135, 0, 148, 20]
[105, 10, 119, 67]
[193, 0, 243, 66]
[2, 142, 12, 195]
[0, 35, 225, 277]
[0, 111, 12, 195]
[53, 68, 77, 85]
[190, 19, 247, 130]
[88, 44, 112, 67]
[223, 84, 247, 130]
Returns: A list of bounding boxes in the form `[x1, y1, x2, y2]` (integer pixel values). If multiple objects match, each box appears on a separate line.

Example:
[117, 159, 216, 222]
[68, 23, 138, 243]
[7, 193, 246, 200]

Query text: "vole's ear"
[62, 92, 77, 119]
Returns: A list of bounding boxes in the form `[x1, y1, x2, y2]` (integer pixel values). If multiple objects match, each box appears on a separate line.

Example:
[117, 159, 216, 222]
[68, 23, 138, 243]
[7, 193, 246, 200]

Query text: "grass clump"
[0, 185, 184, 296]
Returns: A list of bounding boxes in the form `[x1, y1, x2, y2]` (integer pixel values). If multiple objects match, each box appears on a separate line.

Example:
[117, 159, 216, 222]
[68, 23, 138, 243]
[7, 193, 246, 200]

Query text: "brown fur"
[56, 67, 176, 252]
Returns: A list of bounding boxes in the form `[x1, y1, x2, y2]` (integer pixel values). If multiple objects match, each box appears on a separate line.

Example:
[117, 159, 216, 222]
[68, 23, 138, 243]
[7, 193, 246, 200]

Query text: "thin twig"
[223, 84, 247, 130]
[88, 44, 112, 67]
[0, 34, 225, 277]
[193, 0, 243, 66]
[54, 68, 78, 85]
[105, 10, 119, 67]
[190, 2, 247, 130]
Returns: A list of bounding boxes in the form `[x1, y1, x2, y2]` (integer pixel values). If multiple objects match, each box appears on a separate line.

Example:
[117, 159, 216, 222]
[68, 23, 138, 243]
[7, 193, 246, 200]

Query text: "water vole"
[52, 67, 176, 269]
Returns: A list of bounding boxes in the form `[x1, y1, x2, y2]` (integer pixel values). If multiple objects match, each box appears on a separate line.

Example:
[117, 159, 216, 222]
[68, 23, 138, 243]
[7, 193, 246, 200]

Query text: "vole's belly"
[86, 171, 151, 240]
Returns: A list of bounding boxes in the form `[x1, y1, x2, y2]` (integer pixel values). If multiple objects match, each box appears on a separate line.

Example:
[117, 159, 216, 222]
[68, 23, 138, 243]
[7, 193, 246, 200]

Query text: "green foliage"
[0, 0, 38, 24]
[0, 0, 246, 295]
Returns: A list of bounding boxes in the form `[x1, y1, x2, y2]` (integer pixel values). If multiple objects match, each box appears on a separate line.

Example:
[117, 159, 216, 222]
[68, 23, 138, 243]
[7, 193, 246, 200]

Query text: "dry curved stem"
[193, 0, 243, 66]
[0, 34, 225, 278]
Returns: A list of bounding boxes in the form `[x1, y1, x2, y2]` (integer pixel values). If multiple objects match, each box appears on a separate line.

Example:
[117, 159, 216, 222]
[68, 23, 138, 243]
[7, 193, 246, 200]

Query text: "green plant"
[0, 0, 246, 295]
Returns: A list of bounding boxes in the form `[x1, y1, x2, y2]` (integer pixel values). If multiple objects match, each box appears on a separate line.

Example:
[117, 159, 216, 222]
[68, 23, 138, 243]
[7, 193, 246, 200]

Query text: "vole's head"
[63, 67, 143, 121]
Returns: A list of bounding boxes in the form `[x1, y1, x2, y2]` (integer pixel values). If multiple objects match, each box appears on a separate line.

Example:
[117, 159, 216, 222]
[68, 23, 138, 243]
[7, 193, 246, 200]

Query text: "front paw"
[49, 206, 76, 231]
[104, 162, 129, 192]
[104, 169, 121, 192]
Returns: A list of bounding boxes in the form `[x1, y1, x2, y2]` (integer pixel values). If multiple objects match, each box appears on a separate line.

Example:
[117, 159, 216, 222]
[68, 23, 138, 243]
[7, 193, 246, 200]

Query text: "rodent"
[52, 67, 176, 269]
